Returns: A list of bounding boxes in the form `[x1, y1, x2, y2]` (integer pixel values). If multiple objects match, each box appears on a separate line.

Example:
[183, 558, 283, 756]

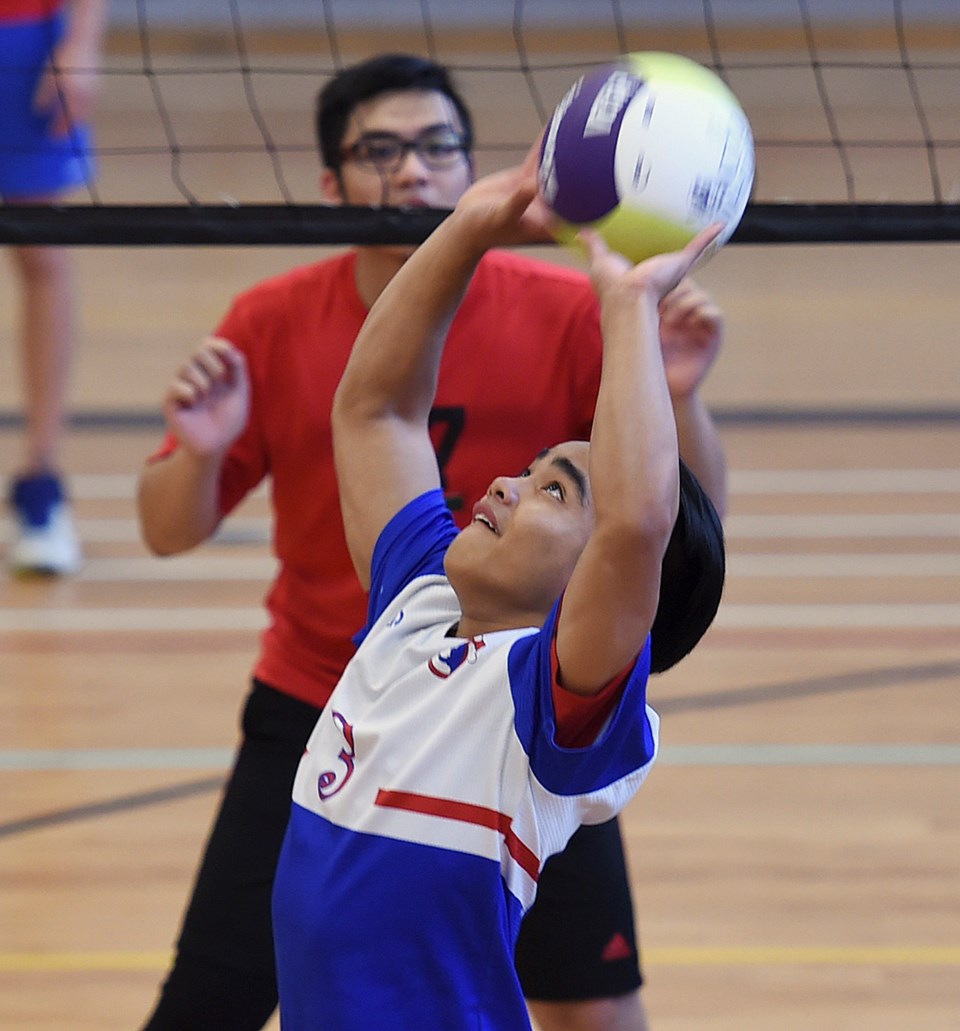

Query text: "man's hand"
[162, 337, 250, 459]
[659, 278, 724, 400]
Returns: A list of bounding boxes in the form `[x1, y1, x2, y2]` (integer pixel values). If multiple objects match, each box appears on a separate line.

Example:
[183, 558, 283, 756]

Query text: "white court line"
[659, 744, 960, 766]
[0, 518, 271, 545]
[716, 604, 960, 628]
[728, 553, 960, 577]
[68, 474, 270, 499]
[726, 513, 960, 538]
[61, 552, 960, 582]
[74, 556, 278, 581]
[0, 608, 268, 632]
[2, 743, 958, 771]
[63, 470, 960, 499]
[1, 512, 958, 546]
[730, 469, 960, 494]
[0, 748, 234, 770]
[1, 604, 959, 632]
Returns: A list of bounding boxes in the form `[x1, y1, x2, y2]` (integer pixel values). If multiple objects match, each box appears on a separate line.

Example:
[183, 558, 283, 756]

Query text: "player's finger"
[682, 222, 725, 270]
[192, 346, 230, 384]
[662, 287, 717, 324]
[576, 227, 611, 264]
[202, 337, 247, 381]
[522, 130, 546, 179]
[166, 378, 202, 410]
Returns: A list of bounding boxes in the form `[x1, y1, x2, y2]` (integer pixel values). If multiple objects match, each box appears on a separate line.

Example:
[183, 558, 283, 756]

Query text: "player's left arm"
[331, 233, 470, 589]
[660, 278, 728, 518]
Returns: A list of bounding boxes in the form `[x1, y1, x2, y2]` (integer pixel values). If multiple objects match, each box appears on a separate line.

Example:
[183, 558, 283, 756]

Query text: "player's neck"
[454, 595, 549, 640]
[353, 244, 417, 309]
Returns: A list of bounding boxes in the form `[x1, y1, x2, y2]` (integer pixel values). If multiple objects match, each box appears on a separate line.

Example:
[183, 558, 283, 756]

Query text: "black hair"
[649, 460, 726, 673]
[315, 53, 475, 171]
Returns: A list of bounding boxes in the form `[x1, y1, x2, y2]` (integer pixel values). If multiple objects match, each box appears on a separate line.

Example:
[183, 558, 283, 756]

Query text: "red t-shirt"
[155, 249, 606, 712]
[0, 1, 64, 22]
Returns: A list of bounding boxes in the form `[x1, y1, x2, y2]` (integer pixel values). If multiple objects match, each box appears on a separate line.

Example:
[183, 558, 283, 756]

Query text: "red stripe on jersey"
[375, 788, 540, 882]
[1, 1, 64, 21]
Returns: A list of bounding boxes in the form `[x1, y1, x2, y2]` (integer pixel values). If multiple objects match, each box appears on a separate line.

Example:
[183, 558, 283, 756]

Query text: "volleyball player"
[137, 53, 728, 1031]
[270, 141, 724, 1030]
[1, 0, 106, 575]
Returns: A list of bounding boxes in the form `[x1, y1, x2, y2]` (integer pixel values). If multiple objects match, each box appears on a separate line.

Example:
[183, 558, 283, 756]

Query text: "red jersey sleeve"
[550, 635, 636, 749]
[1, 2, 65, 20]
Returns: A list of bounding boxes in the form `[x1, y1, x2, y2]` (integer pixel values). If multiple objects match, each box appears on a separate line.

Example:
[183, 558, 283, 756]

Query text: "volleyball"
[537, 52, 755, 264]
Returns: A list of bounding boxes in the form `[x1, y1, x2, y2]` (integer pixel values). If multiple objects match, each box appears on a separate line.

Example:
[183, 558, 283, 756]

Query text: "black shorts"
[515, 816, 643, 1000]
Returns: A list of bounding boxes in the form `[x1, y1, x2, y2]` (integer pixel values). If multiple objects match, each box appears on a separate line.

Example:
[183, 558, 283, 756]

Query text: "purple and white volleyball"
[538, 64, 644, 224]
[536, 52, 755, 264]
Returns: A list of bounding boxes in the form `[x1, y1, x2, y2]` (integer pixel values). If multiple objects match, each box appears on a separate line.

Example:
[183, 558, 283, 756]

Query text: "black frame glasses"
[340, 126, 468, 173]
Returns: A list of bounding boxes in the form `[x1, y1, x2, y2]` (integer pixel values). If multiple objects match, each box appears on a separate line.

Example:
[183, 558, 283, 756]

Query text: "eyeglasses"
[340, 126, 468, 173]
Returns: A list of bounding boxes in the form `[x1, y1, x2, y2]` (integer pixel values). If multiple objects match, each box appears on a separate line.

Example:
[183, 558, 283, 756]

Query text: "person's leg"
[6, 231, 82, 576]
[11, 239, 76, 473]
[1, 12, 94, 575]
[517, 818, 649, 1031]
[141, 681, 321, 1031]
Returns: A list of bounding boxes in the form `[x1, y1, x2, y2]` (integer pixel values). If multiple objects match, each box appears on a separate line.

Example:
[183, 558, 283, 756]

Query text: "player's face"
[323, 89, 474, 212]
[445, 442, 595, 622]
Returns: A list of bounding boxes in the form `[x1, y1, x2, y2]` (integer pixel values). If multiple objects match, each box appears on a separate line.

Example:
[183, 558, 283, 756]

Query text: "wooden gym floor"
[1, 24, 959, 1031]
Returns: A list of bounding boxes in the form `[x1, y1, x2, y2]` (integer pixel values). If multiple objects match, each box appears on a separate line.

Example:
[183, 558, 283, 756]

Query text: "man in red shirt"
[137, 53, 727, 1031]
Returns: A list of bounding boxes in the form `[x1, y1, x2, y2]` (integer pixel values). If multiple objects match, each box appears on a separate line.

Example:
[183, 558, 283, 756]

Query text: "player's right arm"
[137, 337, 250, 556]
[332, 153, 554, 590]
[555, 226, 721, 695]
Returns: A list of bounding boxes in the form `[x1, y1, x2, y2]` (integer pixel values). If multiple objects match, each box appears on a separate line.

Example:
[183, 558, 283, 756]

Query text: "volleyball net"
[1, 0, 958, 245]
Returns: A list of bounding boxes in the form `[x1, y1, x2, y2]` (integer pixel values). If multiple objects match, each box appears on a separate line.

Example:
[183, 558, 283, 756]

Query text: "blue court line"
[1, 743, 958, 772]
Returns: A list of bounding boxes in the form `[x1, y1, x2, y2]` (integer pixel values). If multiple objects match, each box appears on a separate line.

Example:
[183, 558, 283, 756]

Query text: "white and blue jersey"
[272, 490, 659, 1030]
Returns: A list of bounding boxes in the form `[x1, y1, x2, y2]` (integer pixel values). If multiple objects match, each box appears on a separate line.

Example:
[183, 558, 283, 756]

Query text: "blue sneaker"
[8, 472, 82, 576]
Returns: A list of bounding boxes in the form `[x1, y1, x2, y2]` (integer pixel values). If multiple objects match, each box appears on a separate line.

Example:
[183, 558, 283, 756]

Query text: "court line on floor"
[2, 742, 956, 841]
[18, 551, 960, 582]
[1, 945, 957, 973]
[0, 776, 226, 839]
[727, 513, 960, 537]
[729, 553, 960, 576]
[2, 743, 957, 777]
[0, 518, 270, 545]
[3, 511, 959, 546]
[4, 664, 957, 840]
[658, 661, 960, 715]
[729, 468, 960, 493]
[3, 603, 959, 631]
[53, 468, 960, 498]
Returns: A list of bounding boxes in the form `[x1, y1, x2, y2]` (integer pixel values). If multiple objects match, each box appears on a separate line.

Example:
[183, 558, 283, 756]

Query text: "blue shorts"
[0, 13, 96, 200]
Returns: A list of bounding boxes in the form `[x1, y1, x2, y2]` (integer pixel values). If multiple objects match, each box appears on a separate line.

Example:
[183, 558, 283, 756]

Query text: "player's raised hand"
[451, 138, 555, 249]
[658, 278, 724, 399]
[162, 337, 250, 458]
[579, 222, 723, 307]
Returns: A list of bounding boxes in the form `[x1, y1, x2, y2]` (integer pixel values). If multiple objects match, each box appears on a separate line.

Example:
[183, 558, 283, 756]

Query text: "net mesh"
[2, 0, 959, 244]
